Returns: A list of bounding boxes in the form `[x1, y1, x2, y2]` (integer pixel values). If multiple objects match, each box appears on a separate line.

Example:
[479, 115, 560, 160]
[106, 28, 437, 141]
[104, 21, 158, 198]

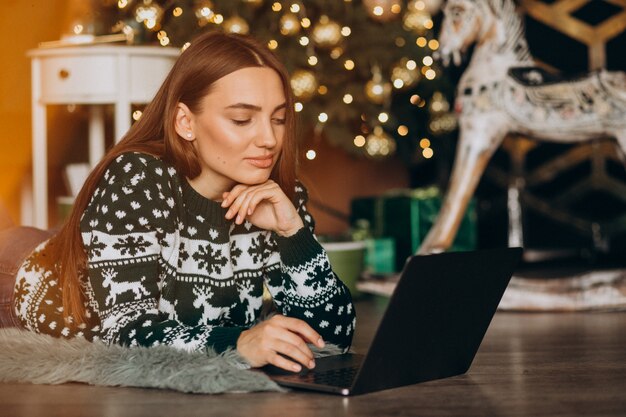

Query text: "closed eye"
[232, 119, 251, 126]
[272, 117, 286, 125]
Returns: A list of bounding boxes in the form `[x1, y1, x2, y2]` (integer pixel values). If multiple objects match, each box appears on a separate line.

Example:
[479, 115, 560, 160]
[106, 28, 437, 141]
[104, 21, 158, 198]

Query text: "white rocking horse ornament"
[417, 0, 626, 255]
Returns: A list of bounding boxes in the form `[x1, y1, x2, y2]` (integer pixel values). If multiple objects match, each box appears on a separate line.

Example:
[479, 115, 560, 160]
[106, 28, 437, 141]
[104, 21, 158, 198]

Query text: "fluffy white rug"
[0, 328, 291, 394]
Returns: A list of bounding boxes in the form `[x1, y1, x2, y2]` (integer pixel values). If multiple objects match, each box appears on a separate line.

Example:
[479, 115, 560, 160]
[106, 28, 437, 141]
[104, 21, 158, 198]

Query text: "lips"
[245, 155, 274, 169]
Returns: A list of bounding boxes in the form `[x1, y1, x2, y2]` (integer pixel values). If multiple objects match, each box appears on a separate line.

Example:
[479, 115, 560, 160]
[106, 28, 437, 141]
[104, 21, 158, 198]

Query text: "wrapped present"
[365, 238, 396, 274]
[350, 187, 477, 271]
[349, 219, 396, 275]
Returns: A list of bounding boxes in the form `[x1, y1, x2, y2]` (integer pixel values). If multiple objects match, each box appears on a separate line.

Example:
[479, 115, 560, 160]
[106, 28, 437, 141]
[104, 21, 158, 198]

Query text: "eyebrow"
[225, 103, 287, 113]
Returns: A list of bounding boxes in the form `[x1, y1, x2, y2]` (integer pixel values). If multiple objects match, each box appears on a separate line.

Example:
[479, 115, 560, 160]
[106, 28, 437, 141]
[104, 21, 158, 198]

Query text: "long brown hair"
[52, 31, 298, 323]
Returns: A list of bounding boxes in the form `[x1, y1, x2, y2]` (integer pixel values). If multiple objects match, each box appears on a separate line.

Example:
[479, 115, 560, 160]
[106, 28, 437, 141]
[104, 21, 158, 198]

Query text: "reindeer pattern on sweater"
[14, 153, 355, 353]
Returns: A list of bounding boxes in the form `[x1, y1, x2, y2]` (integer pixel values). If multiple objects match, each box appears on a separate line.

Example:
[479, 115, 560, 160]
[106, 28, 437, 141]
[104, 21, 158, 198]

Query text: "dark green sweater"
[15, 152, 355, 353]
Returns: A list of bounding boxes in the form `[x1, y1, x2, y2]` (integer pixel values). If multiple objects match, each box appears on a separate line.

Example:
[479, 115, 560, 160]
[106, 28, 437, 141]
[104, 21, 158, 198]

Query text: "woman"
[3, 31, 355, 373]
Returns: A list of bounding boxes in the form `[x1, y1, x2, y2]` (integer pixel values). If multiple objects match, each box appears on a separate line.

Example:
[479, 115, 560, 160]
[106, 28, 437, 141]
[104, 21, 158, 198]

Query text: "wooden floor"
[1, 297, 625, 417]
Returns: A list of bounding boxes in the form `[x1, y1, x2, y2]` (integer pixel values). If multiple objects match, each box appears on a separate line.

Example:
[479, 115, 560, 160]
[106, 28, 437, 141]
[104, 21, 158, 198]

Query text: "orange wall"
[0, 1, 66, 225]
[299, 137, 409, 236]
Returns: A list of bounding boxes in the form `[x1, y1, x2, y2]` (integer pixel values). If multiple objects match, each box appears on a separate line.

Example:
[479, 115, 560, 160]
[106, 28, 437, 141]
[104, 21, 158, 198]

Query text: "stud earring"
[186, 132, 193, 138]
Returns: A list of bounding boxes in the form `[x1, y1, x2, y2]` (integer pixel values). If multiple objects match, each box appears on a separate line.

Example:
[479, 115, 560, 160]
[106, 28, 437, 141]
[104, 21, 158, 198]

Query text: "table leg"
[115, 101, 131, 143]
[89, 106, 105, 167]
[31, 59, 47, 229]
[115, 53, 130, 142]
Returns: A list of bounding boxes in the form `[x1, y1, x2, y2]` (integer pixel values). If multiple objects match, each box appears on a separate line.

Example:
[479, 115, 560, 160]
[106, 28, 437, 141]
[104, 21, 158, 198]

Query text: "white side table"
[28, 45, 179, 228]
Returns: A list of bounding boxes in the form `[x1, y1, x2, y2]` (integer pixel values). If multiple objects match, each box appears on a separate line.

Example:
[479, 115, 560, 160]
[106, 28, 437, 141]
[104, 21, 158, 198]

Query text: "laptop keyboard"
[299, 366, 360, 387]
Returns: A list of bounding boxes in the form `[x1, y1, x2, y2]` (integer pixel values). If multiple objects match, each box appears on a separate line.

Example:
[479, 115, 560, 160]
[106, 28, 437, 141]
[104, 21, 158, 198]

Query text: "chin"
[228, 162, 277, 185]
[235, 172, 272, 186]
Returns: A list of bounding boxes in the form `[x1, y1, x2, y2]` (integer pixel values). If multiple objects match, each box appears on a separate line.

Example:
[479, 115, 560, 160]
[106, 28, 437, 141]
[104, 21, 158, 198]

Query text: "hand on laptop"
[237, 314, 325, 372]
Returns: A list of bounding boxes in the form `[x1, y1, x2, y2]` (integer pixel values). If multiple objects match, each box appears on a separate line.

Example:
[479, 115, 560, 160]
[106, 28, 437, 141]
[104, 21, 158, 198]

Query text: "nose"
[255, 119, 278, 148]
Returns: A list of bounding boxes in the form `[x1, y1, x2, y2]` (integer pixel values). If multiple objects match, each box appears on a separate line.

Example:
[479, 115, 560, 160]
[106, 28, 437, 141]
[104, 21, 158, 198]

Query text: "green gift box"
[364, 238, 396, 274]
[351, 187, 477, 271]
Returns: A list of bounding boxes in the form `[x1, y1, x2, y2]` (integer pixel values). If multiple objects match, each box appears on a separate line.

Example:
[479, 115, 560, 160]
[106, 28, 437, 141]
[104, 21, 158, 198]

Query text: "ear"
[174, 102, 195, 142]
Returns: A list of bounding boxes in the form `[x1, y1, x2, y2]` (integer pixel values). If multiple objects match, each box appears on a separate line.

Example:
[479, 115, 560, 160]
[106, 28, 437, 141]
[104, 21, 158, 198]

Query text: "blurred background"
[2, 0, 626, 271]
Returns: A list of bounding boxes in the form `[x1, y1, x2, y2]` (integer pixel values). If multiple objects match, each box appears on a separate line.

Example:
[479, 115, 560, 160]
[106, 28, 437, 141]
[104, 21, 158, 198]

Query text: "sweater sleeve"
[81, 153, 243, 353]
[264, 182, 356, 350]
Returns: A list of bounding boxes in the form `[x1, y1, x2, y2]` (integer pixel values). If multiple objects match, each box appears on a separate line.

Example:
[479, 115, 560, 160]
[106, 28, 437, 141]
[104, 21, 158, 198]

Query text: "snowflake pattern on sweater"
[14, 152, 355, 353]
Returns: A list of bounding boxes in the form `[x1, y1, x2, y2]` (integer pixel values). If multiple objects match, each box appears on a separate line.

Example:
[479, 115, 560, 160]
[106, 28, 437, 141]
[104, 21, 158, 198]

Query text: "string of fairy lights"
[105, 0, 457, 162]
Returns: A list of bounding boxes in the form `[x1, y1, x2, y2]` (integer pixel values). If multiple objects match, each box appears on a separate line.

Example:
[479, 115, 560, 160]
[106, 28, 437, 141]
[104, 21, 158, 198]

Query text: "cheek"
[213, 154, 228, 165]
[198, 121, 247, 154]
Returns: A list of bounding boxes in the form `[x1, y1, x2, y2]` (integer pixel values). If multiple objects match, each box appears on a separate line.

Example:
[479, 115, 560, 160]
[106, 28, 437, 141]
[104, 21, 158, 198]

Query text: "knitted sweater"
[14, 152, 355, 353]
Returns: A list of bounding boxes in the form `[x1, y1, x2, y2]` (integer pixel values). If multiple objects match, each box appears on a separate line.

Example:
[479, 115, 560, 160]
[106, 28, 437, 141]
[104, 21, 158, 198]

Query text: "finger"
[241, 188, 274, 219]
[272, 340, 315, 370]
[225, 187, 253, 221]
[227, 188, 254, 222]
[221, 184, 249, 209]
[277, 316, 325, 347]
[236, 190, 257, 225]
[232, 183, 277, 223]
[247, 184, 282, 215]
[270, 326, 314, 363]
[270, 351, 303, 373]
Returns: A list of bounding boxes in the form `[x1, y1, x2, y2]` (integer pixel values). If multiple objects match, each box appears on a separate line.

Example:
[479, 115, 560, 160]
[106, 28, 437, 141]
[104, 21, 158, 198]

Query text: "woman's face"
[178, 66, 287, 199]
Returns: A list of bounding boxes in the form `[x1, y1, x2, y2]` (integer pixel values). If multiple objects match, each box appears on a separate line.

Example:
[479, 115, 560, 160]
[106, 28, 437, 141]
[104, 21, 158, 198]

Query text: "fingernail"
[308, 360, 315, 369]
[236, 214, 242, 223]
[221, 201, 227, 207]
[318, 338, 325, 347]
[248, 208, 252, 215]
[293, 364, 301, 372]
[225, 210, 232, 218]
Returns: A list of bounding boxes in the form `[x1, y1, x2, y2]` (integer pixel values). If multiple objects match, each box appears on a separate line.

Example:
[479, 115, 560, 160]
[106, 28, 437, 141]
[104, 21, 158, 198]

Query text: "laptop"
[263, 247, 523, 396]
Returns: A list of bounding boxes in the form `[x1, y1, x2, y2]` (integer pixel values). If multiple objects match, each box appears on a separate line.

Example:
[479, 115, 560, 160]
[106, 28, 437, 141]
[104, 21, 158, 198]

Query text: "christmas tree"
[98, 0, 456, 166]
